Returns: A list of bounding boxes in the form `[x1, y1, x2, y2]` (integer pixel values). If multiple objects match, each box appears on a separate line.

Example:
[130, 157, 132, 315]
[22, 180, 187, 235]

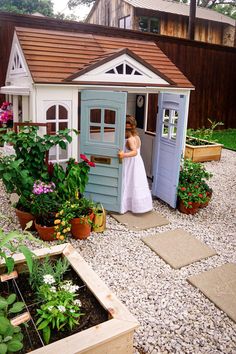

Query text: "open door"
[152, 93, 189, 208]
[80, 90, 127, 212]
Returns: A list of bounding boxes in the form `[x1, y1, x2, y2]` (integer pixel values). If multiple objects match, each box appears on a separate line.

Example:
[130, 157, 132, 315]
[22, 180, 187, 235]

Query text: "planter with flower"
[30, 180, 61, 241]
[177, 159, 213, 214]
[55, 197, 95, 240]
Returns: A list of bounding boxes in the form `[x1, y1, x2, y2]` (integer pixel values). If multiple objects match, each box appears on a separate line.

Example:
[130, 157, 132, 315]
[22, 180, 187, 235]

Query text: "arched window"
[45, 103, 70, 163]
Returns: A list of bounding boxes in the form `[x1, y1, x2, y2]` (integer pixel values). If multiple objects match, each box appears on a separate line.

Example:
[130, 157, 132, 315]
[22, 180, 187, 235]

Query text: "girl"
[118, 115, 153, 214]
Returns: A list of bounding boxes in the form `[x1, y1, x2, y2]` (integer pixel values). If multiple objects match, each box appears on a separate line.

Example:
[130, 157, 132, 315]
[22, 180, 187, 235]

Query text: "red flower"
[188, 192, 192, 196]
[181, 187, 186, 191]
[195, 185, 199, 188]
[188, 201, 193, 205]
[88, 161, 95, 167]
[80, 154, 89, 163]
[198, 194, 203, 198]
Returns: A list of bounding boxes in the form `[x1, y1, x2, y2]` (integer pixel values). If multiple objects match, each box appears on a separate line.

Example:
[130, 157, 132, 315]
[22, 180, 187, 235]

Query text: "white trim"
[0, 86, 30, 95]
[73, 54, 169, 85]
[35, 83, 194, 94]
[6, 33, 33, 84]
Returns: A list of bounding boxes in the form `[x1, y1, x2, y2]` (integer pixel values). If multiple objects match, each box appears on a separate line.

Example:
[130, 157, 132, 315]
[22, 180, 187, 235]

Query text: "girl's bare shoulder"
[127, 135, 141, 149]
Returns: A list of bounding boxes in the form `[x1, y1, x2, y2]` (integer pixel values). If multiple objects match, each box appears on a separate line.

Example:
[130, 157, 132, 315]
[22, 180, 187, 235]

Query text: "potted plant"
[30, 180, 62, 241]
[55, 197, 95, 240]
[185, 119, 224, 162]
[177, 159, 213, 214]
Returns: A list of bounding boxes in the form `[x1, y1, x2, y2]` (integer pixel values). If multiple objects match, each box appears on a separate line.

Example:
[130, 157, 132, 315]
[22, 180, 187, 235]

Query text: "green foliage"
[0, 221, 36, 273]
[36, 277, 83, 344]
[177, 159, 212, 208]
[3, 126, 72, 180]
[29, 256, 69, 291]
[209, 129, 236, 151]
[52, 157, 94, 202]
[0, 0, 54, 16]
[0, 156, 33, 210]
[187, 118, 224, 145]
[0, 294, 25, 353]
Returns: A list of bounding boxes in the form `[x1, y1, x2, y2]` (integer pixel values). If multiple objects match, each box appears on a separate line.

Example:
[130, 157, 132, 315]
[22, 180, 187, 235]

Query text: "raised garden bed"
[0, 244, 139, 354]
[185, 136, 223, 162]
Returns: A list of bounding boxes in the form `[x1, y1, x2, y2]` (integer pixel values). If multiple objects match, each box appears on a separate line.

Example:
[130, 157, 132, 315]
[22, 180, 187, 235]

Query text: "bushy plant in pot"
[54, 197, 95, 240]
[177, 159, 213, 214]
[30, 180, 62, 241]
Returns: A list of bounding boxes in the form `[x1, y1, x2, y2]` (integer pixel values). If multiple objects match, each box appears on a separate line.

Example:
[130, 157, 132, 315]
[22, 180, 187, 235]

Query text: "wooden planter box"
[185, 137, 223, 162]
[1, 244, 139, 354]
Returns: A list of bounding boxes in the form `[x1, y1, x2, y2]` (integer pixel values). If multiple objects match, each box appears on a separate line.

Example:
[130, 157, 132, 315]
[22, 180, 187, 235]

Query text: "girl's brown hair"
[126, 115, 138, 137]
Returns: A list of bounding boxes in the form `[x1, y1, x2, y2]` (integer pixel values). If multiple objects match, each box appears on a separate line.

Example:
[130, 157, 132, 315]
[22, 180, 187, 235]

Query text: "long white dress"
[120, 138, 153, 214]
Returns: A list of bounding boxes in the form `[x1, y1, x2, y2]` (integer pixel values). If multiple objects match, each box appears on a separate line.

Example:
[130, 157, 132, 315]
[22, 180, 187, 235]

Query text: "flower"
[0, 102, 13, 124]
[60, 281, 79, 293]
[74, 299, 82, 307]
[33, 180, 55, 195]
[80, 154, 89, 163]
[57, 305, 66, 313]
[43, 274, 55, 285]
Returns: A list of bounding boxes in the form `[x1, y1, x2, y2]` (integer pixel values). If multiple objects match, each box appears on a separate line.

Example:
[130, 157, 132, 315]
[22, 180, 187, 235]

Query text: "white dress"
[120, 138, 153, 214]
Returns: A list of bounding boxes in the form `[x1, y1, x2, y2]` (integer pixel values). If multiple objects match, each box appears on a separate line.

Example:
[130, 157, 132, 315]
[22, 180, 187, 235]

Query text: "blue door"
[152, 93, 189, 208]
[80, 90, 127, 212]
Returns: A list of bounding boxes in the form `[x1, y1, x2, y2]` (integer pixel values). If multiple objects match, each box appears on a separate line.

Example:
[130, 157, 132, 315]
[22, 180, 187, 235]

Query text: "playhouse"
[0, 26, 194, 212]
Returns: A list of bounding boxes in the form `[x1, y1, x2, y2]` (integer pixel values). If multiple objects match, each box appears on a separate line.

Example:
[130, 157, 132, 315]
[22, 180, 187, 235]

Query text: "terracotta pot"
[15, 208, 35, 230]
[70, 213, 94, 240]
[178, 200, 199, 215]
[34, 222, 55, 241]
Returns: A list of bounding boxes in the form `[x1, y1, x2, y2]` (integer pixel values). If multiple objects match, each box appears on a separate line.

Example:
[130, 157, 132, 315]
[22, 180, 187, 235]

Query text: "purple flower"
[33, 180, 56, 195]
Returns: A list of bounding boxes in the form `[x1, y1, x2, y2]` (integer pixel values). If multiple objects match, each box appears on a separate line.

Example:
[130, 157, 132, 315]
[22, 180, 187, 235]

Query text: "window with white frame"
[10, 48, 26, 76]
[105, 63, 142, 76]
[46, 103, 70, 162]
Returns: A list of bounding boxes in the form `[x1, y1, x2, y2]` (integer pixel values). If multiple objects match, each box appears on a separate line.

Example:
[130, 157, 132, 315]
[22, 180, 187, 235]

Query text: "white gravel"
[1, 148, 236, 354]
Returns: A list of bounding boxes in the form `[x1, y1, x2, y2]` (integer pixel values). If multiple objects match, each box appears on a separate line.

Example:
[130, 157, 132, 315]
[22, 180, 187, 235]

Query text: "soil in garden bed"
[0, 265, 109, 352]
[186, 137, 215, 146]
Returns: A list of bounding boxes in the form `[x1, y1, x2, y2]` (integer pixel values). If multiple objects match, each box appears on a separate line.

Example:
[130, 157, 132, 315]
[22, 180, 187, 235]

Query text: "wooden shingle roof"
[15, 26, 193, 88]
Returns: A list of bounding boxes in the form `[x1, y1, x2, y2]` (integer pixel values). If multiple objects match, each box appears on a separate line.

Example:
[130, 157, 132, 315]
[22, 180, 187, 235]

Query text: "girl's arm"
[118, 137, 137, 159]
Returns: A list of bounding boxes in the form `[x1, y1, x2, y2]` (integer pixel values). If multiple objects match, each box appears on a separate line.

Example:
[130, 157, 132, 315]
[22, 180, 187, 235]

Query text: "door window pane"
[59, 122, 68, 130]
[90, 109, 101, 123]
[103, 128, 115, 143]
[59, 146, 68, 160]
[46, 105, 56, 120]
[59, 105, 68, 119]
[104, 109, 116, 124]
[90, 126, 101, 141]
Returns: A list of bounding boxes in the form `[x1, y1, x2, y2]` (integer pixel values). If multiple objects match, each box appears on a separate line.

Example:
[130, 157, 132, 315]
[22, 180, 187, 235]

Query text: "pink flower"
[80, 154, 89, 162]
[88, 161, 95, 167]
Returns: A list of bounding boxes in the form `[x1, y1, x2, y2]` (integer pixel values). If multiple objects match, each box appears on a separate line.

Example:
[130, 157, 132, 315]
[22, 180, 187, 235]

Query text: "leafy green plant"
[0, 156, 33, 212]
[29, 256, 69, 291]
[36, 275, 83, 344]
[187, 118, 224, 145]
[0, 217, 36, 273]
[51, 155, 95, 202]
[0, 294, 25, 353]
[2, 126, 73, 180]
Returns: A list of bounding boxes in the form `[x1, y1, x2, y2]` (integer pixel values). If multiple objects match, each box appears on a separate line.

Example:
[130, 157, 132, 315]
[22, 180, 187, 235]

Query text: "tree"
[67, 0, 95, 9]
[175, 0, 236, 19]
[0, 0, 54, 17]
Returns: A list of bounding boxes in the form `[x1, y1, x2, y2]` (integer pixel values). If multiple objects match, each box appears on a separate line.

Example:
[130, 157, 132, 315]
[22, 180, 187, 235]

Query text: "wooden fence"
[0, 11, 235, 129]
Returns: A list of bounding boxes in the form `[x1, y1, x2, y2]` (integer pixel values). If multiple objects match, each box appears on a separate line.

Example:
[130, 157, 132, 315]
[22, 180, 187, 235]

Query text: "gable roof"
[124, 0, 235, 26]
[15, 26, 193, 88]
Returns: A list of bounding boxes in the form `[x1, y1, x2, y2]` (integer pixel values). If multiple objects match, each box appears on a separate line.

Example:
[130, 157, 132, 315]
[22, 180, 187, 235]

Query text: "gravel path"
[1, 149, 236, 354]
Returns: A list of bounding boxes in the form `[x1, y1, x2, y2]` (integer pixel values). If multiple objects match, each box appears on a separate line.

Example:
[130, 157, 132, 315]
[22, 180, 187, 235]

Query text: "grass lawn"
[211, 129, 236, 151]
